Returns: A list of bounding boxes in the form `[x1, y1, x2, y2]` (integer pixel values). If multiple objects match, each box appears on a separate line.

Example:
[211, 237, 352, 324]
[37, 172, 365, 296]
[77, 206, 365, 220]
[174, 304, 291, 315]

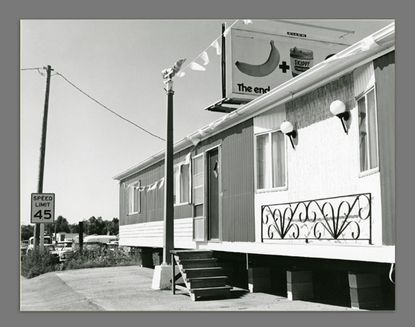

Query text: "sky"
[20, 19, 393, 225]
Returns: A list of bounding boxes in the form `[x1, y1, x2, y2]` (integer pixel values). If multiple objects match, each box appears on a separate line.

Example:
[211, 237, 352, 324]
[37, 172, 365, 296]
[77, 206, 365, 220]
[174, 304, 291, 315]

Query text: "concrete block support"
[248, 267, 271, 293]
[152, 264, 173, 290]
[270, 267, 287, 296]
[132, 247, 154, 268]
[287, 270, 314, 301]
[348, 272, 382, 309]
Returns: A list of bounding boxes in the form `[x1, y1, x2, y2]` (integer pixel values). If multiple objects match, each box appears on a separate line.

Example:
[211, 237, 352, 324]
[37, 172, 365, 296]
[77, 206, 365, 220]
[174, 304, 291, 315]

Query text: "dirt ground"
[20, 266, 356, 311]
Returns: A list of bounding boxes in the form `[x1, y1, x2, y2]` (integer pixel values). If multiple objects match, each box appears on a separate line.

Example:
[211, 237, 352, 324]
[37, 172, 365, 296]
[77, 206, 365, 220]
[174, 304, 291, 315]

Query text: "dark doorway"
[207, 147, 220, 240]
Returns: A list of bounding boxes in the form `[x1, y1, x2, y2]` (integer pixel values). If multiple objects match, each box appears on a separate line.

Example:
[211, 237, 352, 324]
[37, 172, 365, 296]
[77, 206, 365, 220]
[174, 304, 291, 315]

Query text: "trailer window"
[127, 181, 141, 214]
[256, 130, 286, 190]
[358, 88, 378, 173]
[256, 133, 270, 189]
[174, 163, 191, 205]
[192, 155, 204, 215]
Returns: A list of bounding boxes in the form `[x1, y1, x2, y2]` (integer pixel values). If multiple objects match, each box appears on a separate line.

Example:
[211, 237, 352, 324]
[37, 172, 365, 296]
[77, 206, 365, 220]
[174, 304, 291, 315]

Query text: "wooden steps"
[173, 250, 213, 259]
[188, 276, 228, 288]
[171, 250, 232, 301]
[189, 286, 232, 301]
[179, 258, 218, 268]
[182, 267, 225, 278]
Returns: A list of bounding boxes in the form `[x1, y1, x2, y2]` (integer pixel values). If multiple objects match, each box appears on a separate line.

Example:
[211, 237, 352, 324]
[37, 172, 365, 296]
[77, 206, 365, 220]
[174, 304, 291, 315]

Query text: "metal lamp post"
[162, 76, 174, 264]
[152, 59, 185, 289]
[161, 58, 185, 264]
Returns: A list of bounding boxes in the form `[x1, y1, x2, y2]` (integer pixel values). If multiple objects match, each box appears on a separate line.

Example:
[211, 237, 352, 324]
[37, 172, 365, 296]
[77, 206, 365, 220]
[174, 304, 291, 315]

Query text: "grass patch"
[21, 250, 60, 279]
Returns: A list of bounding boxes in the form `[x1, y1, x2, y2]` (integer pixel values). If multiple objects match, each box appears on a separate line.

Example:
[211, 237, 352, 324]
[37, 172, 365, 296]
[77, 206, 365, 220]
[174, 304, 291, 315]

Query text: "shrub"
[61, 248, 141, 271]
[21, 247, 142, 278]
[21, 250, 60, 279]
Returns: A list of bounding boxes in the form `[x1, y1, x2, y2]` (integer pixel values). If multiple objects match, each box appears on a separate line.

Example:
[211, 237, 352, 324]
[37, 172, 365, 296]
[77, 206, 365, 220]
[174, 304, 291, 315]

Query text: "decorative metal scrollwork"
[261, 193, 372, 244]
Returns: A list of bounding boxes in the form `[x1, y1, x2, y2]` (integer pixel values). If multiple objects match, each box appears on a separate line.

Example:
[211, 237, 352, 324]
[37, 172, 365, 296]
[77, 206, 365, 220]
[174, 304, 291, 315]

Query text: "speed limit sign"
[31, 193, 55, 224]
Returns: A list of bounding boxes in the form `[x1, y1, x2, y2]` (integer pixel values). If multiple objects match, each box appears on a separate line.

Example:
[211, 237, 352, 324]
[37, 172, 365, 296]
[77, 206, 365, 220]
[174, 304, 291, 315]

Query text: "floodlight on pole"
[162, 58, 186, 81]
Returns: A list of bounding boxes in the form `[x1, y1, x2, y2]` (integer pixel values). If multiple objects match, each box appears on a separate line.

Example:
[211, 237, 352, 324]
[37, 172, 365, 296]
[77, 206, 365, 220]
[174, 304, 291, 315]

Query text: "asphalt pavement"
[20, 266, 356, 311]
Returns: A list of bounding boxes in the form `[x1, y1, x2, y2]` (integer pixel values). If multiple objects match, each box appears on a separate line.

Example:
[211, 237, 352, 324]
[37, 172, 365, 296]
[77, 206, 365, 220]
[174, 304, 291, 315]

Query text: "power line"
[21, 67, 44, 71]
[55, 72, 166, 141]
[21, 67, 166, 142]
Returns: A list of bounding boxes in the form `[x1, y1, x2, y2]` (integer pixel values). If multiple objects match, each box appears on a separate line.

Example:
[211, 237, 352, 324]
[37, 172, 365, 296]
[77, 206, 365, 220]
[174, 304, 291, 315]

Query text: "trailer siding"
[119, 150, 193, 226]
[374, 51, 395, 245]
[120, 119, 255, 243]
[194, 119, 255, 242]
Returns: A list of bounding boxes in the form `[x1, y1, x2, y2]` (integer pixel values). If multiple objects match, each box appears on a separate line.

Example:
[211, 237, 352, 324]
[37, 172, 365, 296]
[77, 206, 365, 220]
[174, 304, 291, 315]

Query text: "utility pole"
[34, 65, 53, 251]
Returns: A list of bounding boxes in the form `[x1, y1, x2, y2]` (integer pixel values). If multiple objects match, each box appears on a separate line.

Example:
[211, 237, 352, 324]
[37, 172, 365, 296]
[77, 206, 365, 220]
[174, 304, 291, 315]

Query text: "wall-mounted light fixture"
[329, 100, 350, 134]
[280, 120, 297, 149]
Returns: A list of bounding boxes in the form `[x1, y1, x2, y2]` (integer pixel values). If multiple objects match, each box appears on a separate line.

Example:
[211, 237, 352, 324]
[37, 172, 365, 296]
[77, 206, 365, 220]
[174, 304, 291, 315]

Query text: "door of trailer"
[207, 146, 221, 240]
[192, 146, 222, 242]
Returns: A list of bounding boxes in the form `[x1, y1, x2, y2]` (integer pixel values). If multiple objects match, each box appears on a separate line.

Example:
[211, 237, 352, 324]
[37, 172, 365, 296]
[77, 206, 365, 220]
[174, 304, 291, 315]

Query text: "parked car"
[107, 240, 119, 252]
[83, 235, 118, 244]
[71, 241, 108, 254]
[26, 236, 52, 254]
[20, 240, 29, 257]
[56, 241, 74, 262]
[83, 242, 108, 252]
[43, 244, 60, 262]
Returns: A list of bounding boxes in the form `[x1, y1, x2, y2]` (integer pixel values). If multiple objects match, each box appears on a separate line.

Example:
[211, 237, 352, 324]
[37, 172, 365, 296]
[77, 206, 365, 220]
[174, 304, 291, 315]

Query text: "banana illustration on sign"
[235, 40, 280, 77]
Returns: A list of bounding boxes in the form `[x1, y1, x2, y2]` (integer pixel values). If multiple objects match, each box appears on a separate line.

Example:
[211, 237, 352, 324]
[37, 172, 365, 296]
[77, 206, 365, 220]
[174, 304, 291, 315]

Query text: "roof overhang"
[113, 23, 395, 181]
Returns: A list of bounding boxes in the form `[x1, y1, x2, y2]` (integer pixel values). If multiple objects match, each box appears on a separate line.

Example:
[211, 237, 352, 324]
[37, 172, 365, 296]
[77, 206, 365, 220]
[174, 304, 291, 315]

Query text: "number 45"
[34, 210, 52, 220]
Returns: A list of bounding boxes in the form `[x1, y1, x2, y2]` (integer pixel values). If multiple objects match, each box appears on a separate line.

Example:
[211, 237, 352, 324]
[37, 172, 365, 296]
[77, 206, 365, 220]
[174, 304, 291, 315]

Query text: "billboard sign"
[225, 21, 350, 101]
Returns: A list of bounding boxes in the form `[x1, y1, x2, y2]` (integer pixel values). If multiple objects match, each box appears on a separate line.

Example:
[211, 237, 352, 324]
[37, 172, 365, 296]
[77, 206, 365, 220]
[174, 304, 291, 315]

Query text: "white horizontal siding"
[119, 218, 195, 249]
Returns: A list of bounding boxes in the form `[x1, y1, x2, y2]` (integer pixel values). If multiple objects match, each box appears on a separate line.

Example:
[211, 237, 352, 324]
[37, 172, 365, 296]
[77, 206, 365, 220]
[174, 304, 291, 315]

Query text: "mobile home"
[114, 23, 395, 308]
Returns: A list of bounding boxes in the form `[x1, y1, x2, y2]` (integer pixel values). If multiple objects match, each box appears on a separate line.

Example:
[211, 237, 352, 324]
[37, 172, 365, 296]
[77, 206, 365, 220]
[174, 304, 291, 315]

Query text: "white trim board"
[196, 241, 395, 263]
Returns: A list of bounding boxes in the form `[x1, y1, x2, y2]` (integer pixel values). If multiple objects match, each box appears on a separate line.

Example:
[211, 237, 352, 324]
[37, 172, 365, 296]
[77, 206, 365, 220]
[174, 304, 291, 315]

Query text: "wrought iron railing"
[261, 193, 372, 244]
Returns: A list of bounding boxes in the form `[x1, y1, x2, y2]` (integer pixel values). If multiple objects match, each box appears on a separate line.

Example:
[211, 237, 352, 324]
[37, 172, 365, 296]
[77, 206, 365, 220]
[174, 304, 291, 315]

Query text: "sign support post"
[221, 22, 226, 99]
